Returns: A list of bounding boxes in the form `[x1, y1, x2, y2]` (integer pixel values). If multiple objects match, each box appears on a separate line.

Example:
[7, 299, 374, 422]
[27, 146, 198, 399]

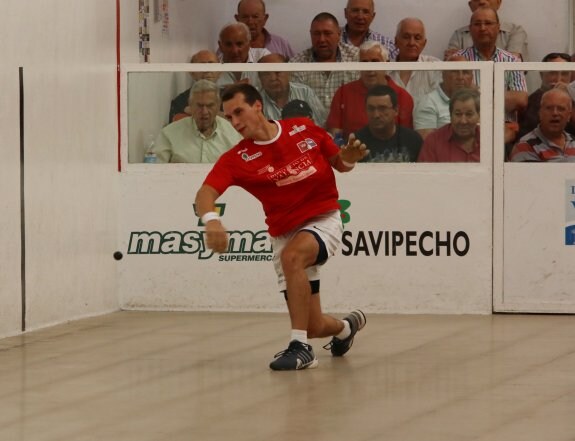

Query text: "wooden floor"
[0, 311, 573, 441]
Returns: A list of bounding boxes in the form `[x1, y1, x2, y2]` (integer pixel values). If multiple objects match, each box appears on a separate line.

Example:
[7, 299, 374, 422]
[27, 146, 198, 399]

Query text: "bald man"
[235, 0, 294, 58]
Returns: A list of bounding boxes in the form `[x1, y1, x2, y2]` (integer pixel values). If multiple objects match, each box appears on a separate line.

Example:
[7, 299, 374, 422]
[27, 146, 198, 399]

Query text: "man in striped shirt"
[509, 89, 575, 162]
[456, 6, 527, 142]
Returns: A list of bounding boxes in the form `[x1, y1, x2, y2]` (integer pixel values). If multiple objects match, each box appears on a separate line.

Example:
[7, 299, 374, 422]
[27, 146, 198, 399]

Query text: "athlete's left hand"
[340, 133, 369, 164]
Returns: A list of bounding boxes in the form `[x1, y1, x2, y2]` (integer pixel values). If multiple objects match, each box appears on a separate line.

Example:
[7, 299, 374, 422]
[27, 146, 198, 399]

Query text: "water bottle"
[143, 134, 157, 163]
[334, 132, 345, 147]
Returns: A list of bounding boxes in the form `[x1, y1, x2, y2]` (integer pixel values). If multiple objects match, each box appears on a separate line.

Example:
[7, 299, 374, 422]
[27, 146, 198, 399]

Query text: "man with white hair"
[510, 88, 575, 162]
[389, 17, 441, 104]
[326, 40, 413, 141]
[216, 22, 271, 88]
[153, 80, 242, 163]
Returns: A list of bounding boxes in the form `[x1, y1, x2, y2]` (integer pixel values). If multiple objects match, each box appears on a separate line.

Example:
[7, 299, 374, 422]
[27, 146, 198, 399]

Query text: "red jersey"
[204, 118, 341, 237]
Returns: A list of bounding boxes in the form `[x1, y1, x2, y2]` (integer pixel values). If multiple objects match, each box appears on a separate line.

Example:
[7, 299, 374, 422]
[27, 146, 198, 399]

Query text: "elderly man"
[326, 40, 413, 141]
[340, 0, 397, 57]
[216, 22, 271, 87]
[355, 85, 422, 162]
[389, 18, 441, 103]
[456, 7, 527, 126]
[169, 50, 221, 123]
[290, 12, 359, 109]
[235, 0, 294, 59]
[414, 55, 474, 139]
[510, 89, 575, 162]
[418, 88, 481, 162]
[153, 80, 242, 163]
[519, 52, 574, 138]
[446, 0, 528, 61]
[257, 53, 327, 126]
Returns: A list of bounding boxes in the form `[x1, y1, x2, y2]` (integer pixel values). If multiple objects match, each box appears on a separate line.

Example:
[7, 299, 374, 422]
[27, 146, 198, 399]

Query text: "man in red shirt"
[327, 40, 414, 141]
[418, 88, 481, 162]
[195, 83, 367, 370]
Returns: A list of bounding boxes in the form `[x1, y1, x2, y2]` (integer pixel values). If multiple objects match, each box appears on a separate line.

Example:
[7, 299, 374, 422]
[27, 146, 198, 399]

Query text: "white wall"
[0, 0, 120, 337]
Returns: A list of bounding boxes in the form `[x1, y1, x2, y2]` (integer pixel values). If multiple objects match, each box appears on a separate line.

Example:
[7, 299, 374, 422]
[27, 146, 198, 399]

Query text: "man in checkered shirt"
[290, 12, 360, 109]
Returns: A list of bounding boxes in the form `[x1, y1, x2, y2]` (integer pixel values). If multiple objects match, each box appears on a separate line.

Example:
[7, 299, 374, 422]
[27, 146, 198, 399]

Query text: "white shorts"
[270, 210, 343, 292]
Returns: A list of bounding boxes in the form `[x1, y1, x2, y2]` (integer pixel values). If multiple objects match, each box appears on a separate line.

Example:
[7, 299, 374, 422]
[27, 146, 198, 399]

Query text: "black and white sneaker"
[323, 310, 366, 357]
[269, 340, 319, 371]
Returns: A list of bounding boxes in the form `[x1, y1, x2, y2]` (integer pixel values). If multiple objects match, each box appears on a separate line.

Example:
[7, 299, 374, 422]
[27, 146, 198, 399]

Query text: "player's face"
[538, 92, 572, 137]
[344, 0, 375, 34]
[218, 26, 250, 63]
[359, 47, 388, 88]
[395, 19, 426, 61]
[190, 91, 219, 132]
[223, 93, 263, 139]
[235, 0, 268, 41]
[366, 95, 397, 131]
[310, 19, 341, 62]
[450, 98, 480, 140]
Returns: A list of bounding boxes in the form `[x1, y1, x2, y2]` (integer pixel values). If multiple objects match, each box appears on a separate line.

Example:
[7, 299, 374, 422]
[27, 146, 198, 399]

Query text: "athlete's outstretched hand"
[205, 220, 228, 253]
[340, 133, 369, 164]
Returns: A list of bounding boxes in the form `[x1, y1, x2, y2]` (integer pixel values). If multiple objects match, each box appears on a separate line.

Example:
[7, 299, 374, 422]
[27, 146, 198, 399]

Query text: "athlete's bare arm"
[195, 184, 228, 253]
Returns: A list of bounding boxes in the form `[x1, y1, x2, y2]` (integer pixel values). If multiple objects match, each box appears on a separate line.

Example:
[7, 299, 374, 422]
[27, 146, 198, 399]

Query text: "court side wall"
[0, 1, 120, 338]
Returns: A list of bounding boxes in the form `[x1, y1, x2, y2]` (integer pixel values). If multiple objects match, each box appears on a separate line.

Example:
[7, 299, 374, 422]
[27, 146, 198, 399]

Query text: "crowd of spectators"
[145, 0, 575, 164]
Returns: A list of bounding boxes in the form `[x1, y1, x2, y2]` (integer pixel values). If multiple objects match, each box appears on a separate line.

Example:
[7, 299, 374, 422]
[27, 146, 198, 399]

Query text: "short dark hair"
[312, 12, 339, 27]
[449, 87, 480, 114]
[365, 85, 398, 108]
[541, 52, 571, 62]
[221, 83, 264, 106]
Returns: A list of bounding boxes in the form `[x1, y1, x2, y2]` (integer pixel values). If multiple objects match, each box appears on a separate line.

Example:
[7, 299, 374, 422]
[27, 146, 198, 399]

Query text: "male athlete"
[195, 83, 368, 370]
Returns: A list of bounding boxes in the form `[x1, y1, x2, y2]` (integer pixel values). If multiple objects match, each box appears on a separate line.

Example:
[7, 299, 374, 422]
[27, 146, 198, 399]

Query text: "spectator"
[445, 0, 528, 61]
[519, 52, 574, 138]
[418, 88, 481, 162]
[290, 12, 359, 109]
[355, 85, 422, 162]
[414, 55, 474, 139]
[153, 80, 242, 163]
[169, 50, 221, 123]
[326, 40, 414, 141]
[216, 22, 271, 88]
[510, 89, 575, 162]
[281, 99, 314, 120]
[389, 18, 441, 103]
[257, 53, 327, 126]
[340, 0, 397, 57]
[235, 0, 295, 59]
[455, 6, 527, 143]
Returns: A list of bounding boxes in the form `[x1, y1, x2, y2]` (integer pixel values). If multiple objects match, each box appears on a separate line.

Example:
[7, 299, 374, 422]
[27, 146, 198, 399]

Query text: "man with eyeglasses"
[445, 0, 528, 61]
[290, 12, 359, 109]
[456, 7, 527, 144]
[354, 85, 422, 163]
[235, 0, 294, 59]
[510, 88, 575, 162]
[518, 52, 575, 139]
[340, 0, 397, 58]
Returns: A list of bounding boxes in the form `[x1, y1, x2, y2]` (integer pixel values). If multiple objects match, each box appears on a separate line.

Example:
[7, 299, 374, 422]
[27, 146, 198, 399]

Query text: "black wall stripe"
[19, 66, 26, 332]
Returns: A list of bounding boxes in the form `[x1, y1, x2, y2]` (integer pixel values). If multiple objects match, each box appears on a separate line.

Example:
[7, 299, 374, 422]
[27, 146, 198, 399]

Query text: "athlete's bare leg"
[280, 231, 344, 337]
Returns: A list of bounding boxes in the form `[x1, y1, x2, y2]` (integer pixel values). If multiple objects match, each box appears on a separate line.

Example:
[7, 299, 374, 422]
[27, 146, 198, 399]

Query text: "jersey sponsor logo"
[241, 151, 263, 162]
[257, 164, 274, 175]
[288, 124, 306, 136]
[268, 153, 317, 186]
[297, 138, 318, 153]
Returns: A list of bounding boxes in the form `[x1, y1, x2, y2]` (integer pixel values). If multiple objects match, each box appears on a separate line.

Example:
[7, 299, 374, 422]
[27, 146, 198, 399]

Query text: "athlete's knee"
[279, 247, 305, 274]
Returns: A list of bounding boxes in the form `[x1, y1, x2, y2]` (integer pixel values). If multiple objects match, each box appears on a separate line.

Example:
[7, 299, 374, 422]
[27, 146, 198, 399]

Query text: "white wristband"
[341, 159, 355, 168]
[201, 211, 220, 224]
